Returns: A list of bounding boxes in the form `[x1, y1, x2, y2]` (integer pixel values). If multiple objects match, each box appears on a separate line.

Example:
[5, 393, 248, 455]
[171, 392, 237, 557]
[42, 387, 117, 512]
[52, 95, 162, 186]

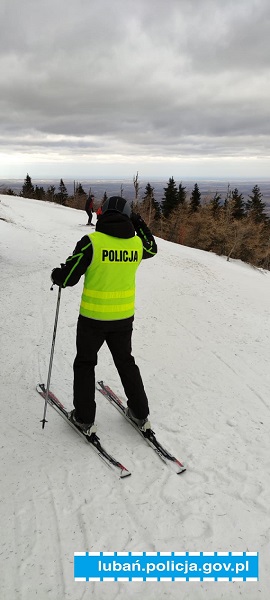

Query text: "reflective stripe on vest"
[80, 231, 143, 320]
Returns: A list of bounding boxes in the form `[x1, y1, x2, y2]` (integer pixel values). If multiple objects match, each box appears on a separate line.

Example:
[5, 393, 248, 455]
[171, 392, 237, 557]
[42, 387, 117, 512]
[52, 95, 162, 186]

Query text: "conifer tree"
[34, 185, 45, 200]
[210, 192, 222, 218]
[21, 173, 35, 198]
[246, 185, 267, 223]
[231, 188, 245, 219]
[142, 183, 161, 221]
[161, 177, 179, 218]
[56, 179, 68, 205]
[189, 183, 201, 212]
[142, 182, 153, 207]
[5, 188, 16, 196]
[178, 182, 187, 206]
[47, 185, 55, 202]
[76, 183, 86, 196]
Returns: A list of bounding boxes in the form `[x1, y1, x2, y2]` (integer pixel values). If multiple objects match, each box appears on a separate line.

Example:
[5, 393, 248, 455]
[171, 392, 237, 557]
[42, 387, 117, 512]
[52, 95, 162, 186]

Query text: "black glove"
[130, 212, 144, 228]
[51, 267, 64, 287]
[131, 212, 155, 247]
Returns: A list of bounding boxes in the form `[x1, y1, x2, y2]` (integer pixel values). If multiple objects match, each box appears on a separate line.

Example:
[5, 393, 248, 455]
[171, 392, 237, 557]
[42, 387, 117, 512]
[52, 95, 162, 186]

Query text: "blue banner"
[74, 551, 259, 582]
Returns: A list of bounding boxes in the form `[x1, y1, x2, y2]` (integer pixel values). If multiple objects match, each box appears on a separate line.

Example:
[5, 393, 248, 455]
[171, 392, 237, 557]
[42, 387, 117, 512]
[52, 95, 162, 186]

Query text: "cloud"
[1, 0, 270, 176]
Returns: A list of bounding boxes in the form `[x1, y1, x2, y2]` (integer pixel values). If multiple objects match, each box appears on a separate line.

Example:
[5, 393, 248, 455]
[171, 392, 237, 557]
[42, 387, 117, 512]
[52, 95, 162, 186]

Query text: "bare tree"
[133, 171, 140, 209]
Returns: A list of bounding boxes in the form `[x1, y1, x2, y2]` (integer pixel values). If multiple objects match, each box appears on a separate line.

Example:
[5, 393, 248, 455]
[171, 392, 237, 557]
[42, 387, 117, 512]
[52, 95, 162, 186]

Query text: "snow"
[1, 194, 270, 599]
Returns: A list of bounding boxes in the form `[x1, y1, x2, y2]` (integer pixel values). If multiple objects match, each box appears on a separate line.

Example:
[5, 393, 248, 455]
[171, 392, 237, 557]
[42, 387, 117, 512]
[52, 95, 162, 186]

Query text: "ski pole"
[41, 286, 62, 428]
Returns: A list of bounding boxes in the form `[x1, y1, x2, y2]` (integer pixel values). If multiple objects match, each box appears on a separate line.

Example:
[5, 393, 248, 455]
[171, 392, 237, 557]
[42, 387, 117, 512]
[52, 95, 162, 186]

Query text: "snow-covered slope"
[1, 194, 270, 599]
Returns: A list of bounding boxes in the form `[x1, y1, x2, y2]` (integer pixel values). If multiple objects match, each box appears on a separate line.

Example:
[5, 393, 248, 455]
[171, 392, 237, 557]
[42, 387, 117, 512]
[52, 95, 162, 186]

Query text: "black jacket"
[51, 212, 157, 288]
[85, 196, 93, 213]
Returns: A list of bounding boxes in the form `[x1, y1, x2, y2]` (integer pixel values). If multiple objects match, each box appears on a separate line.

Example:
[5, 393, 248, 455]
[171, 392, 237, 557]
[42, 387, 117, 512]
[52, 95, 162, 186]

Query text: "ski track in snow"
[1, 195, 270, 599]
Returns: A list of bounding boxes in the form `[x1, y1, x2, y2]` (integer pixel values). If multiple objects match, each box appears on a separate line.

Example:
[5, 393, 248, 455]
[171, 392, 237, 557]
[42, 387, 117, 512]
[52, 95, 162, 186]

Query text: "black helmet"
[102, 196, 131, 218]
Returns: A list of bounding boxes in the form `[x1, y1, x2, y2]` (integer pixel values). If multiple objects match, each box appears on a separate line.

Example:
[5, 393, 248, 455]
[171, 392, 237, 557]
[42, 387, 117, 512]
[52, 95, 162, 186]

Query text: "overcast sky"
[1, 0, 270, 180]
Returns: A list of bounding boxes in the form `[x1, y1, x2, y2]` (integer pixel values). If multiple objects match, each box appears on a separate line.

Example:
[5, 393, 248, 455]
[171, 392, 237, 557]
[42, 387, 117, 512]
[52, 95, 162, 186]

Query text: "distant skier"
[51, 196, 158, 436]
[85, 193, 94, 225]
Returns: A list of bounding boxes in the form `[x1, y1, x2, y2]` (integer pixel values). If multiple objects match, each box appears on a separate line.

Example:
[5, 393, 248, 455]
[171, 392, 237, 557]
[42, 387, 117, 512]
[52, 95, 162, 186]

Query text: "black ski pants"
[86, 210, 93, 224]
[73, 315, 149, 424]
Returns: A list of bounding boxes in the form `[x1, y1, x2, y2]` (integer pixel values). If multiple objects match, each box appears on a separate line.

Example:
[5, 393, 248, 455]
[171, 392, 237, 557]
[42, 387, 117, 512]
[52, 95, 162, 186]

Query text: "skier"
[51, 196, 158, 436]
[85, 193, 94, 225]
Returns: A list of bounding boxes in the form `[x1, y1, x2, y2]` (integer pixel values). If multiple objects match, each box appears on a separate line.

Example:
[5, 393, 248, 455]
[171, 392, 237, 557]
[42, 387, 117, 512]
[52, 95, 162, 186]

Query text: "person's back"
[80, 230, 143, 321]
[51, 196, 157, 435]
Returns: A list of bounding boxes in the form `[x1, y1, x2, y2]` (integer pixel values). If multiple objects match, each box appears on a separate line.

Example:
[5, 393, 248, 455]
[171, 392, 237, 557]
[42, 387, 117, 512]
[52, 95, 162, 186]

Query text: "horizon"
[2, 175, 270, 208]
[1, 175, 270, 184]
[1, 165, 270, 182]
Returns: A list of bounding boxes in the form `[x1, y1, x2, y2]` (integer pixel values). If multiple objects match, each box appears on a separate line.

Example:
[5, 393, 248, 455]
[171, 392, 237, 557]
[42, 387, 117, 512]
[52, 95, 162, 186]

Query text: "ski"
[96, 381, 186, 474]
[37, 384, 131, 479]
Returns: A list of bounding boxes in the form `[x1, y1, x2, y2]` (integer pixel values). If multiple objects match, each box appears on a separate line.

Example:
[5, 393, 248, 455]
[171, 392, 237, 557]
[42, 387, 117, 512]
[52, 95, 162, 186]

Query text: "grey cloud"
[185, 2, 270, 73]
[1, 0, 270, 171]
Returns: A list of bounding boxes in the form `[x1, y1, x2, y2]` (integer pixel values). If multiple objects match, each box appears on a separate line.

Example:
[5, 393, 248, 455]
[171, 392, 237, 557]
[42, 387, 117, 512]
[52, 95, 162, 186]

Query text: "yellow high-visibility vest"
[80, 231, 143, 321]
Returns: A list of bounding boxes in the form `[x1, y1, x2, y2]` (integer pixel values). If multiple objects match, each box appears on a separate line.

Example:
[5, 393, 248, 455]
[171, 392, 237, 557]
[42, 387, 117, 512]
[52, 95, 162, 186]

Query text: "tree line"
[3, 173, 270, 269]
[3, 173, 97, 211]
[140, 177, 269, 224]
[138, 177, 270, 270]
